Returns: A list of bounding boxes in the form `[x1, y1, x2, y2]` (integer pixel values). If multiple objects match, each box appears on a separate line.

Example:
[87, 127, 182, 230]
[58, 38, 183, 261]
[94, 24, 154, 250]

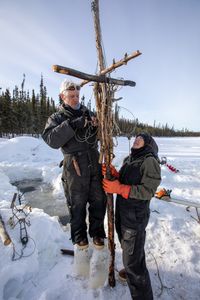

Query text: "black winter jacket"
[42, 104, 98, 155]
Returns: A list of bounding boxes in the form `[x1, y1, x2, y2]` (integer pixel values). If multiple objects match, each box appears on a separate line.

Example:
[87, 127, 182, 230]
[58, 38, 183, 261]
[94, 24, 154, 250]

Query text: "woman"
[103, 132, 161, 300]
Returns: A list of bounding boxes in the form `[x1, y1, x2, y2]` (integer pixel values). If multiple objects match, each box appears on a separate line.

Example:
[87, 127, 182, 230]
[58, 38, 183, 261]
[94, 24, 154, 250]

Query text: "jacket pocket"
[63, 155, 73, 171]
[63, 155, 80, 177]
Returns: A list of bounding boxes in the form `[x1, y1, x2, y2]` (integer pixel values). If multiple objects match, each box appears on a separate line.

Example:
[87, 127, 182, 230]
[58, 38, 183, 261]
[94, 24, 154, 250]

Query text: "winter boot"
[93, 237, 104, 250]
[89, 246, 109, 288]
[74, 240, 90, 277]
[76, 239, 89, 250]
[118, 268, 127, 282]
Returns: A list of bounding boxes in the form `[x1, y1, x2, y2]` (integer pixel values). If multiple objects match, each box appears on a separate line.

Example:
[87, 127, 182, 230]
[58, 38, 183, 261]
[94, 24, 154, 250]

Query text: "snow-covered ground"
[0, 136, 200, 300]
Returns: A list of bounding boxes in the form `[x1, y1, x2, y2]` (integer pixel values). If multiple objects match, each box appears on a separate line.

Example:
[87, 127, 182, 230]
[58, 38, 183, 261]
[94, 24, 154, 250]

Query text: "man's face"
[61, 89, 80, 109]
[132, 136, 145, 149]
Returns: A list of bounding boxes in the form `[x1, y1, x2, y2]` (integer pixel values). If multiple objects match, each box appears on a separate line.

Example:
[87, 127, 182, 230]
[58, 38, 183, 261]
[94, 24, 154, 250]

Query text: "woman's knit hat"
[136, 132, 151, 145]
[136, 131, 159, 157]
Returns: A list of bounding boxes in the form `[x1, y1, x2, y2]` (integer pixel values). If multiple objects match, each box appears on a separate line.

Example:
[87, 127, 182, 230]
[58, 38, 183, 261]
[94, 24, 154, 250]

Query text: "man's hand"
[91, 116, 98, 127]
[103, 178, 131, 199]
[70, 116, 87, 129]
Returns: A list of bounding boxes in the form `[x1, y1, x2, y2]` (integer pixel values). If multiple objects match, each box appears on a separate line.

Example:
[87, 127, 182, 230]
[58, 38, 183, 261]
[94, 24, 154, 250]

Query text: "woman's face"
[132, 136, 145, 149]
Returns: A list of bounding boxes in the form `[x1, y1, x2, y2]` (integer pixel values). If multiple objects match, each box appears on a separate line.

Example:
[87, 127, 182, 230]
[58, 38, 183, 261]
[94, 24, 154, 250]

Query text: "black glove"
[83, 110, 92, 121]
[70, 116, 86, 129]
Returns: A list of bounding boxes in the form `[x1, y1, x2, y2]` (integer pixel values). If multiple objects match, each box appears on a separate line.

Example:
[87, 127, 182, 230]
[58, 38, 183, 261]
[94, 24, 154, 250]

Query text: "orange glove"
[103, 178, 131, 199]
[155, 188, 169, 199]
[102, 163, 119, 178]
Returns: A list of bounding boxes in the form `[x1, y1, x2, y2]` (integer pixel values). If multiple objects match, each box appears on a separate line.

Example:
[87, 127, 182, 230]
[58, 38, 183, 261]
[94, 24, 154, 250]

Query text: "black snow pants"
[115, 197, 153, 300]
[61, 149, 106, 244]
[117, 224, 153, 300]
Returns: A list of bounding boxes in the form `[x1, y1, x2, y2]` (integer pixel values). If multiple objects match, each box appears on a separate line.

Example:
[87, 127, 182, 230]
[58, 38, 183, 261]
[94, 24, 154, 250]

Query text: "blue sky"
[0, 0, 200, 131]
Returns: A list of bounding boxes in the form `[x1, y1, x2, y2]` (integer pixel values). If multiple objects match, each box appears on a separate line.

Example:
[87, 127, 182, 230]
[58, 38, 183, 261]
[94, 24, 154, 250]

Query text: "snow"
[0, 136, 200, 300]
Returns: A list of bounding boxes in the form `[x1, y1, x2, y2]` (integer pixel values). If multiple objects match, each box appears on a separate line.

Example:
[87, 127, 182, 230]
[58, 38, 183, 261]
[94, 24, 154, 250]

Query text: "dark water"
[12, 179, 70, 225]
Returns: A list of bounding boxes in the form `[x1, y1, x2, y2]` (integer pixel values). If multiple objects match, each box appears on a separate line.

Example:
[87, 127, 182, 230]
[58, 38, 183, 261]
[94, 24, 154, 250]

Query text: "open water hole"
[12, 178, 70, 225]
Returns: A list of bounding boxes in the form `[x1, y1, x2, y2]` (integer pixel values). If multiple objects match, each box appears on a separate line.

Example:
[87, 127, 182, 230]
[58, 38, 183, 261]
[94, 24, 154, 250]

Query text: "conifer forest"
[0, 75, 199, 138]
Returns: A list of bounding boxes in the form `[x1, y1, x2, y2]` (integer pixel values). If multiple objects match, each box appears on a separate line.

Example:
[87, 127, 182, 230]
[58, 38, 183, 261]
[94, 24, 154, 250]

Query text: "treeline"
[115, 116, 200, 137]
[0, 78, 199, 138]
[114, 104, 200, 137]
[0, 75, 56, 137]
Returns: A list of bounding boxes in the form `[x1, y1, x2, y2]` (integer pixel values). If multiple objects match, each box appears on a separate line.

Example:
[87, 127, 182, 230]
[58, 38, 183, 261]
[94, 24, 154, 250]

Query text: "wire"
[11, 236, 36, 261]
[117, 105, 137, 138]
[74, 123, 98, 145]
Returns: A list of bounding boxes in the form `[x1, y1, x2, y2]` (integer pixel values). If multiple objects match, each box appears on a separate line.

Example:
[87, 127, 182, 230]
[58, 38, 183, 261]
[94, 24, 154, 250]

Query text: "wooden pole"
[91, 0, 116, 287]
[52, 65, 136, 86]
[0, 213, 11, 246]
[80, 50, 141, 86]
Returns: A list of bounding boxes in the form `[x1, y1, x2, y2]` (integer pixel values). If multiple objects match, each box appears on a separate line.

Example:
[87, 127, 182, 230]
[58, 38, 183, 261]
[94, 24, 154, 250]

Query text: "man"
[103, 132, 161, 299]
[42, 79, 106, 250]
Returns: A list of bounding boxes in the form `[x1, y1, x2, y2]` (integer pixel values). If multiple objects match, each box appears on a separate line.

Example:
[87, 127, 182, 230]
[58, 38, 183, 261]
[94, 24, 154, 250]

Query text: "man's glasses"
[66, 85, 81, 91]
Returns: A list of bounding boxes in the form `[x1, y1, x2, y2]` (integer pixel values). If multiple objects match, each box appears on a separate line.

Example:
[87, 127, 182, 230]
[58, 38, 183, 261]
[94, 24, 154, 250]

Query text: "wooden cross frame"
[52, 0, 141, 287]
